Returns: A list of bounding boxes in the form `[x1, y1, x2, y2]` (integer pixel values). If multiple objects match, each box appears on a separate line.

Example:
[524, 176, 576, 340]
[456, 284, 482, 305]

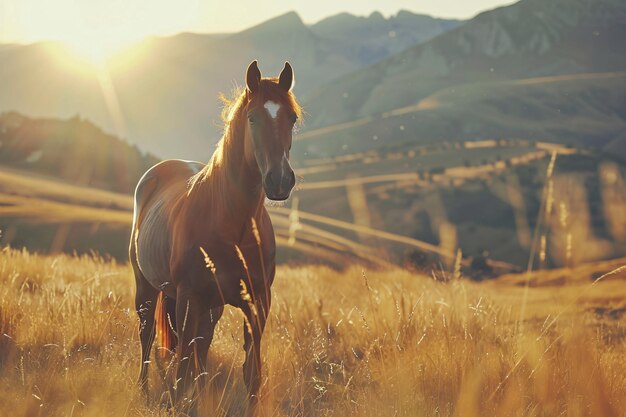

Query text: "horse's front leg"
[241, 293, 271, 411]
[170, 288, 216, 414]
[194, 306, 224, 394]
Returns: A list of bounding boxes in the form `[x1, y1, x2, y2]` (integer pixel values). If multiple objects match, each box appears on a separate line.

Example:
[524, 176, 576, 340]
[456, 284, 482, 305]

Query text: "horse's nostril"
[265, 171, 280, 188]
[265, 170, 294, 194]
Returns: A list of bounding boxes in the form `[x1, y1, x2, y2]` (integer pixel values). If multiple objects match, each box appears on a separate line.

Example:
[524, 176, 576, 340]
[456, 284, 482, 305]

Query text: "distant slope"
[295, 72, 626, 159]
[0, 112, 159, 193]
[0, 164, 393, 265]
[0, 11, 459, 159]
[303, 0, 626, 129]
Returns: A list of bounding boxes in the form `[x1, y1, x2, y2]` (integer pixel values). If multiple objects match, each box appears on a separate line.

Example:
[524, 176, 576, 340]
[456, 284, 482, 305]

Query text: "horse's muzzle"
[264, 169, 295, 201]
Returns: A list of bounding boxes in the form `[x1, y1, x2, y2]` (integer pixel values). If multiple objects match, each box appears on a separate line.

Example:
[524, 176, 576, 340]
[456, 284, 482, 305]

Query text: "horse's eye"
[291, 115, 298, 125]
[248, 115, 256, 125]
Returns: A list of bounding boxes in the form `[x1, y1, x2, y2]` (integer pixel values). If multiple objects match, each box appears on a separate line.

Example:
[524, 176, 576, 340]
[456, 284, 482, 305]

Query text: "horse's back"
[133, 160, 204, 211]
[131, 159, 205, 291]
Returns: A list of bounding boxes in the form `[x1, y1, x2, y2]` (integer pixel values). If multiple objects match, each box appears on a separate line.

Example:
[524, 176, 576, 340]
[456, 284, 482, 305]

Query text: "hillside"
[303, 0, 626, 130]
[0, 11, 459, 159]
[295, 72, 626, 159]
[0, 112, 158, 193]
[294, 143, 626, 269]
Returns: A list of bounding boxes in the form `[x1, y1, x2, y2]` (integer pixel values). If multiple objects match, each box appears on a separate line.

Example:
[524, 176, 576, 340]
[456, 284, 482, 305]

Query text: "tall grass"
[0, 247, 624, 416]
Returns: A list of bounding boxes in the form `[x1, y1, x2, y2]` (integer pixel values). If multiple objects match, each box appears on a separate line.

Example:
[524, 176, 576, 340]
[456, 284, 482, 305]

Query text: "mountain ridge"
[302, 0, 626, 129]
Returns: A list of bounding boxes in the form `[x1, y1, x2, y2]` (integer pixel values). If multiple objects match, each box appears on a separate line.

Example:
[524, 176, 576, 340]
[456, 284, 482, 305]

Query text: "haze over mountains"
[0, 0, 624, 162]
[0, 10, 461, 159]
[1, 0, 625, 267]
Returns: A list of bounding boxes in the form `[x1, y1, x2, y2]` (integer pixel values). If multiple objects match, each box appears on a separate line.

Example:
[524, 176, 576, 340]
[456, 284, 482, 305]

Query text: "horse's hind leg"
[132, 256, 159, 397]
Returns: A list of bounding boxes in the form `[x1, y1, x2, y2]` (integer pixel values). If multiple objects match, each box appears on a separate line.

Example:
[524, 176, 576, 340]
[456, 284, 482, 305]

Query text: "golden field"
[0, 247, 624, 416]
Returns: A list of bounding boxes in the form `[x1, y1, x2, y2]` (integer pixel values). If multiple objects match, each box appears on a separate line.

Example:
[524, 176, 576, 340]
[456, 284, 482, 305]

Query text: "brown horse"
[129, 60, 300, 413]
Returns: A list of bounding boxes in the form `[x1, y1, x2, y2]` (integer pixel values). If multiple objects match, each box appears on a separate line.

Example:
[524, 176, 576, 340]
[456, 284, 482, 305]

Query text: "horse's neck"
[190, 119, 264, 226]
[219, 139, 264, 215]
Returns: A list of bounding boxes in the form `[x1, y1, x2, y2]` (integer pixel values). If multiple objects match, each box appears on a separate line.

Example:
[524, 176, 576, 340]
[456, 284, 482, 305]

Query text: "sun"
[5, 1, 205, 68]
[63, 36, 128, 67]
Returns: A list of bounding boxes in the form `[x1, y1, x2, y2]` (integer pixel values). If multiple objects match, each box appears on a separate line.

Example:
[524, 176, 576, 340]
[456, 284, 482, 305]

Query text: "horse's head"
[243, 60, 300, 201]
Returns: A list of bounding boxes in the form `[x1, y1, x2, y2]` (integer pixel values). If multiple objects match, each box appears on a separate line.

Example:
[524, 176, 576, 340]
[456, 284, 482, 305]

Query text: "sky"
[0, 0, 514, 47]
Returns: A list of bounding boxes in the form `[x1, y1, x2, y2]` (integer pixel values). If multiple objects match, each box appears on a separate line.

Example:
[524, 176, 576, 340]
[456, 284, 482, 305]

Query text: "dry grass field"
[0, 247, 624, 417]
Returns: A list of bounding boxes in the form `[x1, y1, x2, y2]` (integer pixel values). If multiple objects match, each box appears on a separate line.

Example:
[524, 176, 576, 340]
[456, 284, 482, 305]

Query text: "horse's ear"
[246, 60, 261, 93]
[278, 62, 294, 92]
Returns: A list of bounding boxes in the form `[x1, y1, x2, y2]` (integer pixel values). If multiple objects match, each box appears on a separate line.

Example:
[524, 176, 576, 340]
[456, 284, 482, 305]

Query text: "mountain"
[302, 0, 626, 130]
[0, 112, 159, 193]
[0, 11, 460, 160]
[310, 10, 461, 66]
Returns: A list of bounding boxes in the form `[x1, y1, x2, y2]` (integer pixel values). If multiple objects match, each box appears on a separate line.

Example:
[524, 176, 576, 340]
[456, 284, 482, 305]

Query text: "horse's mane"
[189, 79, 301, 199]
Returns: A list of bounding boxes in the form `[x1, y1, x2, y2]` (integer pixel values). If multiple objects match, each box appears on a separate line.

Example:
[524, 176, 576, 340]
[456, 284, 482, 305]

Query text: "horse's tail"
[155, 292, 177, 359]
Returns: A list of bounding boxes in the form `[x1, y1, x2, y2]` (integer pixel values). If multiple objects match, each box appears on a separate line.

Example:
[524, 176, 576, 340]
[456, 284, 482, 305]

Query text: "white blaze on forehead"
[264, 100, 281, 119]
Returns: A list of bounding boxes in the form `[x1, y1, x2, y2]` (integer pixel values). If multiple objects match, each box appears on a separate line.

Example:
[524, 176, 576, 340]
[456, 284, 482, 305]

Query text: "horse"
[129, 60, 301, 413]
